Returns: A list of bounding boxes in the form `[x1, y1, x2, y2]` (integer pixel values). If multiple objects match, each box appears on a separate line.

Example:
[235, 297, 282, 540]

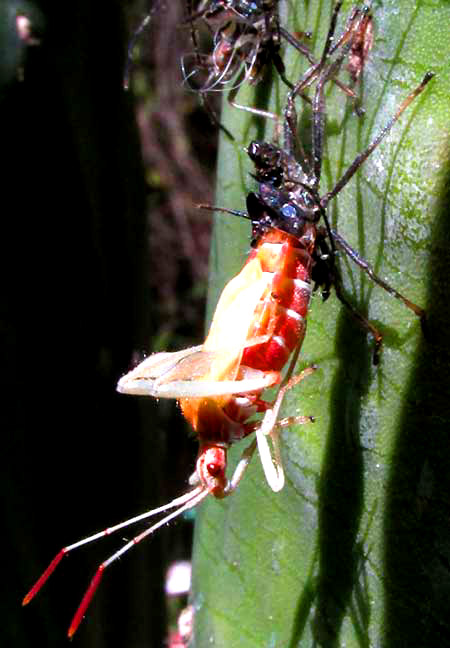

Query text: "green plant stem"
[191, 1, 450, 645]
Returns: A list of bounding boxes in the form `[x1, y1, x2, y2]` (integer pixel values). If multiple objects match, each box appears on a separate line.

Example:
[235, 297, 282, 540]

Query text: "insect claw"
[372, 340, 382, 366]
[419, 313, 429, 340]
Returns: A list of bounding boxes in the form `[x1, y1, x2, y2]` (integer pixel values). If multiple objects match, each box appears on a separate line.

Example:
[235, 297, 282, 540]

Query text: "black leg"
[315, 231, 383, 364]
[332, 229, 427, 334]
[332, 270, 383, 365]
[321, 72, 434, 208]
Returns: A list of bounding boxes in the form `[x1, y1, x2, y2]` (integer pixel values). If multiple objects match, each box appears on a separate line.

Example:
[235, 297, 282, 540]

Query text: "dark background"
[2, 1, 216, 646]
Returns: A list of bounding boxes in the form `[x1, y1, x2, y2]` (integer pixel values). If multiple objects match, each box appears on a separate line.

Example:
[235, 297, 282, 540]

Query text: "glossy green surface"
[192, 2, 450, 646]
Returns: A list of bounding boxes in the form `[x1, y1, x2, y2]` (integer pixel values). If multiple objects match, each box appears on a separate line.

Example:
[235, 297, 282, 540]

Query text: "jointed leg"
[201, 91, 235, 140]
[228, 81, 285, 142]
[274, 414, 315, 429]
[332, 228, 427, 344]
[257, 364, 317, 492]
[311, 6, 373, 187]
[332, 270, 383, 365]
[223, 438, 258, 496]
[316, 229, 384, 363]
[259, 365, 318, 438]
[256, 426, 285, 491]
[321, 72, 434, 208]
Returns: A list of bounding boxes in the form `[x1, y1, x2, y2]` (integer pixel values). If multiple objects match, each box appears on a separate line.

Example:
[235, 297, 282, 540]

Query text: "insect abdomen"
[242, 233, 313, 372]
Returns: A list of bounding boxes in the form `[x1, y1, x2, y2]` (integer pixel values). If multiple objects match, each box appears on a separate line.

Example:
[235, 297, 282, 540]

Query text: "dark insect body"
[184, 0, 375, 133]
[182, 0, 311, 134]
[184, 0, 298, 90]
[346, 6, 374, 82]
[208, 0, 431, 364]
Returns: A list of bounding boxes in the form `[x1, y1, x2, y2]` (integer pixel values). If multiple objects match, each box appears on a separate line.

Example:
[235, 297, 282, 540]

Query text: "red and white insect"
[22, 209, 317, 636]
[119, 222, 317, 488]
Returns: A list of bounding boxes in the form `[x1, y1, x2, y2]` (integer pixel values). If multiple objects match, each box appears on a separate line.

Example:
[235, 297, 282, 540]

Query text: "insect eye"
[281, 203, 297, 219]
[207, 463, 222, 477]
[247, 141, 260, 159]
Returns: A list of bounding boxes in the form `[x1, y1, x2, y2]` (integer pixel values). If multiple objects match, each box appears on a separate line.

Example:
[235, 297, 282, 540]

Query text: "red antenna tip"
[67, 566, 104, 638]
[22, 549, 66, 605]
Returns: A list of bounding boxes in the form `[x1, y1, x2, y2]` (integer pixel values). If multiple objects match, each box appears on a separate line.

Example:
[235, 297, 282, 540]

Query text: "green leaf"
[191, 1, 450, 645]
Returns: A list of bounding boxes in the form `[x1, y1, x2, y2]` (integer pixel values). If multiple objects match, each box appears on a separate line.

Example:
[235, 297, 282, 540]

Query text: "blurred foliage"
[1, 1, 216, 647]
[125, 0, 217, 351]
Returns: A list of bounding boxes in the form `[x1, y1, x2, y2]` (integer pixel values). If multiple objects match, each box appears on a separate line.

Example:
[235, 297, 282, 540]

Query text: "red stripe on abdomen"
[241, 237, 312, 372]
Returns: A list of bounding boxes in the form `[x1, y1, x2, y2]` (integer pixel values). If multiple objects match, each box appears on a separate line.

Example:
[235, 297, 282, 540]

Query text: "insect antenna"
[22, 485, 208, 637]
[196, 203, 251, 220]
[124, 1, 164, 89]
[182, 3, 210, 25]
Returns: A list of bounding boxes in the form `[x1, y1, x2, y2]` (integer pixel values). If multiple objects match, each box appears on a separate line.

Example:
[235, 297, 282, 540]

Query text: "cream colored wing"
[118, 256, 272, 398]
[117, 345, 277, 398]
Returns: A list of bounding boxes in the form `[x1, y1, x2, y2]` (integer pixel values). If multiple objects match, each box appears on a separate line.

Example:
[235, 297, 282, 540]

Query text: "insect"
[183, 0, 370, 132]
[346, 5, 373, 83]
[22, 214, 317, 636]
[183, 0, 299, 91]
[22, 2, 434, 637]
[201, 0, 431, 364]
[123, 4, 158, 90]
[182, 0, 309, 135]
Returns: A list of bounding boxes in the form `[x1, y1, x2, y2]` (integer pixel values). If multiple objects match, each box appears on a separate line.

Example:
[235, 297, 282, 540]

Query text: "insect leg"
[227, 80, 284, 140]
[332, 270, 383, 365]
[283, 84, 311, 171]
[260, 364, 318, 438]
[270, 39, 313, 105]
[257, 364, 317, 492]
[279, 25, 314, 63]
[314, 229, 383, 363]
[185, 0, 201, 62]
[223, 438, 258, 495]
[311, 7, 374, 187]
[256, 425, 285, 491]
[280, 17, 362, 113]
[183, 0, 210, 26]
[201, 91, 236, 140]
[320, 72, 434, 208]
[332, 228, 427, 332]
[283, 1, 352, 164]
[274, 414, 315, 429]
[312, 52, 353, 188]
